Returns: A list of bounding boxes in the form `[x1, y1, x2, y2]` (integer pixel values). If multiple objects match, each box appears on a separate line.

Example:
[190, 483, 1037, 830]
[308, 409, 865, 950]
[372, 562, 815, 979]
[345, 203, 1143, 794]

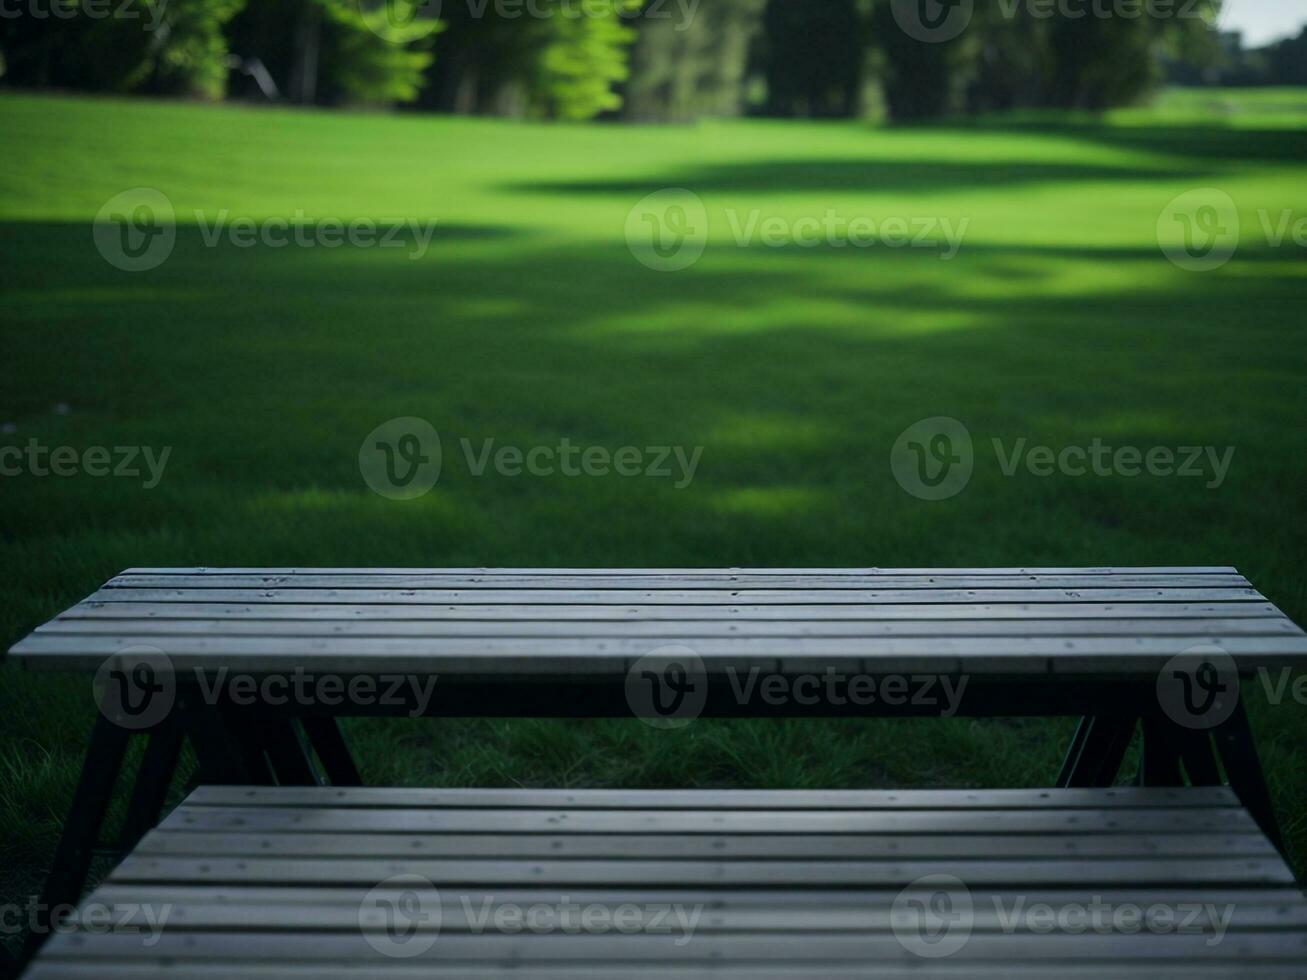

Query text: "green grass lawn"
[2, 88, 1307, 954]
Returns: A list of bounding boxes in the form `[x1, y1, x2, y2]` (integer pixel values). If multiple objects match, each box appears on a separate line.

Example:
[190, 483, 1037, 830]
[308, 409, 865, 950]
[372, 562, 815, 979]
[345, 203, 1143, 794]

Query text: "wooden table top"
[8, 567, 1307, 678]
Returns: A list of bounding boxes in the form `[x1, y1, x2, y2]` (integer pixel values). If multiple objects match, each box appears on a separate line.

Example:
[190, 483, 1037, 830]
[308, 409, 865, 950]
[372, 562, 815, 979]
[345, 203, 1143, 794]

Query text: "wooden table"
[9, 566, 1307, 957]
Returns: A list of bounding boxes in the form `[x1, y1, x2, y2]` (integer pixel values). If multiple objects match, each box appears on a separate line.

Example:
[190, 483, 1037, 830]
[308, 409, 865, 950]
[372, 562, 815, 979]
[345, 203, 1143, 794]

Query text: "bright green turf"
[1, 88, 1306, 953]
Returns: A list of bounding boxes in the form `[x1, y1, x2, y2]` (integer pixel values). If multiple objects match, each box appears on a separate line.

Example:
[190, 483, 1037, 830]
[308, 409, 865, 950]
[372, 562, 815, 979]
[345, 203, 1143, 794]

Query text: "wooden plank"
[134, 830, 1276, 860]
[104, 573, 1255, 590]
[54, 601, 1289, 621]
[103, 854, 1298, 886]
[63, 893, 1307, 932]
[22, 964, 1304, 979]
[85, 883, 1307, 911]
[33, 930, 1307, 961]
[182, 785, 1243, 810]
[36, 616, 1304, 639]
[13, 632, 1307, 681]
[18, 634, 1307, 658]
[120, 566, 1245, 576]
[156, 805, 1257, 835]
[79, 587, 1267, 605]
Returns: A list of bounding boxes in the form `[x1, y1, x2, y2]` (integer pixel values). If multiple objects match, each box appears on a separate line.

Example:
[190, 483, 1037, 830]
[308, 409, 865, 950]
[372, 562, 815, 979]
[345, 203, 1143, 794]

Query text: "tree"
[0, 0, 246, 98]
[421, 0, 641, 120]
[759, 0, 866, 118]
[617, 0, 765, 121]
[225, 0, 437, 106]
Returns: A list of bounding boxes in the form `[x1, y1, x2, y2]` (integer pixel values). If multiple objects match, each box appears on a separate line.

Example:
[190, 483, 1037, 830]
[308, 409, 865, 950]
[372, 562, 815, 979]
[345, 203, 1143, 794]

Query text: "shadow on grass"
[943, 120, 1307, 165]
[507, 157, 1214, 198]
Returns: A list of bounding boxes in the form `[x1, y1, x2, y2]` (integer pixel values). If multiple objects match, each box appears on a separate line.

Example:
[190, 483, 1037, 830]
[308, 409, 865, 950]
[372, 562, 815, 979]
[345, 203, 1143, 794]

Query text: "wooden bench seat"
[24, 786, 1307, 978]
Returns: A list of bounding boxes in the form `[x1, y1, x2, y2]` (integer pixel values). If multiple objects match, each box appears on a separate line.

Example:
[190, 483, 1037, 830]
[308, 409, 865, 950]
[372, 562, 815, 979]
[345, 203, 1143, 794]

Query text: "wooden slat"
[156, 805, 1256, 835]
[121, 566, 1245, 576]
[13, 632, 1307, 679]
[35, 616, 1303, 638]
[135, 830, 1276, 860]
[80, 587, 1267, 604]
[54, 601, 1289, 621]
[32, 930, 1307, 962]
[22, 965, 1307, 979]
[67, 892, 1307, 931]
[104, 573, 1255, 590]
[183, 785, 1242, 809]
[85, 883, 1307, 911]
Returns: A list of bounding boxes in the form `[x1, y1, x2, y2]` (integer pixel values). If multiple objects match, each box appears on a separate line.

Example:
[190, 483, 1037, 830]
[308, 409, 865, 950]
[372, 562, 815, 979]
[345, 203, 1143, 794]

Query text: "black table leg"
[302, 716, 363, 786]
[258, 718, 321, 786]
[185, 704, 264, 784]
[1212, 700, 1284, 851]
[1058, 714, 1137, 787]
[118, 720, 185, 851]
[22, 715, 131, 961]
[1138, 713, 1185, 787]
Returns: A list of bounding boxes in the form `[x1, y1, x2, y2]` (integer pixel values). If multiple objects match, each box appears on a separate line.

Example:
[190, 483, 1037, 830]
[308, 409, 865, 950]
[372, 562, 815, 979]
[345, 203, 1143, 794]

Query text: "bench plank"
[25, 787, 1306, 978]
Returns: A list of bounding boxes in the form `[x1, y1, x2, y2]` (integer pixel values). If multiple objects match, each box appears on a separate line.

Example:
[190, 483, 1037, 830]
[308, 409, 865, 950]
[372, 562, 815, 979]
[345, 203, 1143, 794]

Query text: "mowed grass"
[2, 89, 1307, 945]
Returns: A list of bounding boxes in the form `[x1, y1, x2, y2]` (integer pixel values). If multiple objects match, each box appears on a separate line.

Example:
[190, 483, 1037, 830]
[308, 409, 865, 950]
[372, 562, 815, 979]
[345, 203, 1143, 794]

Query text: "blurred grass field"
[1, 87, 1306, 950]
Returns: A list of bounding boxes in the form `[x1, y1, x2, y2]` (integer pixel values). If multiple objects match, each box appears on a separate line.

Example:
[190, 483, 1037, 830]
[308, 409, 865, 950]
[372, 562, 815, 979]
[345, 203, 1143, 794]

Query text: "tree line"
[0, 0, 1234, 121]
